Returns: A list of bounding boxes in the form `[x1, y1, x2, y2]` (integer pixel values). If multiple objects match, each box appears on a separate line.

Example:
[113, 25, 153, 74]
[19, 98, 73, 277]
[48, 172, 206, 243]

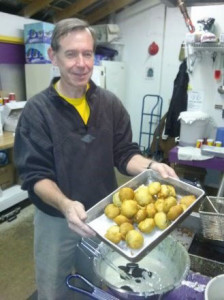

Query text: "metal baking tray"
[87, 169, 205, 262]
[201, 145, 224, 158]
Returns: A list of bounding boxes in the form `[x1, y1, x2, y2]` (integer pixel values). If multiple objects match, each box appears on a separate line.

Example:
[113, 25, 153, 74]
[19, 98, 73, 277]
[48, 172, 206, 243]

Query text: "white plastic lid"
[178, 111, 209, 124]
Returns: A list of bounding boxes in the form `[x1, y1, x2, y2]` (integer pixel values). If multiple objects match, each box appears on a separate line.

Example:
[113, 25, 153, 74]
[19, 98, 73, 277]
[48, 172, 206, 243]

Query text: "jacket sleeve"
[14, 102, 56, 192]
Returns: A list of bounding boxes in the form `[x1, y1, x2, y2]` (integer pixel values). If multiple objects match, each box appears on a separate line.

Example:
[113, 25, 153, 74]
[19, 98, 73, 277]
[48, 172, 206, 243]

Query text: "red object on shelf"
[148, 42, 159, 55]
[214, 70, 221, 80]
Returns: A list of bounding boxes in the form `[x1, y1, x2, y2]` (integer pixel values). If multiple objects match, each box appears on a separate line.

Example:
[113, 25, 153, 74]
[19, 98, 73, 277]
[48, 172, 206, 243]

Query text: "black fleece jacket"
[14, 78, 141, 217]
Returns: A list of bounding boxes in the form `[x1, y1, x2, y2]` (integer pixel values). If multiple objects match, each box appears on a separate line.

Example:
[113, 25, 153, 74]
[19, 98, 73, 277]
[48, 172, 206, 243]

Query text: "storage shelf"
[190, 42, 224, 53]
[0, 184, 28, 212]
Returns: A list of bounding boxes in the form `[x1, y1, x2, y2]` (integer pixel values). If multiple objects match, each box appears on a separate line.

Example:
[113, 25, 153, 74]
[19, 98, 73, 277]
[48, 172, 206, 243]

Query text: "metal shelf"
[191, 42, 224, 53]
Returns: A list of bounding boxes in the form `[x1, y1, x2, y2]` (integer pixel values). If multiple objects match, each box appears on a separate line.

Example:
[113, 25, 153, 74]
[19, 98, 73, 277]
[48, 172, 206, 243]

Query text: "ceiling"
[0, 0, 143, 25]
[0, 0, 223, 25]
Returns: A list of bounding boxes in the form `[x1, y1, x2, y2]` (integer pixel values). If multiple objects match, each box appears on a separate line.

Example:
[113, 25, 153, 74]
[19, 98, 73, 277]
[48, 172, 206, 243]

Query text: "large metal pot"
[68, 235, 190, 299]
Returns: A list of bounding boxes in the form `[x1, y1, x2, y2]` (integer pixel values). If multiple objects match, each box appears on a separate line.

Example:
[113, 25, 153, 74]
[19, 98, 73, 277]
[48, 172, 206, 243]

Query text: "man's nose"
[76, 54, 85, 65]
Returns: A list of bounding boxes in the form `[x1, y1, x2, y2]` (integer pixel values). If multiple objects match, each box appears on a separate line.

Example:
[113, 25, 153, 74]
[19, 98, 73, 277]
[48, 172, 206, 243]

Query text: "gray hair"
[51, 18, 96, 52]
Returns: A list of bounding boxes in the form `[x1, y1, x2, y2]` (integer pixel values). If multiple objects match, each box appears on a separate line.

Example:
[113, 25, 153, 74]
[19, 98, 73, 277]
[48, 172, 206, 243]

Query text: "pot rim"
[93, 236, 190, 297]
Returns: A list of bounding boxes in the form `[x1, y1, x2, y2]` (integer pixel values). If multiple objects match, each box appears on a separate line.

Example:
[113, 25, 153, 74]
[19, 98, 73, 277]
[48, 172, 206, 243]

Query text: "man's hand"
[126, 154, 178, 178]
[62, 199, 96, 237]
[34, 179, 96, 237]
[149, 161, 178, 179]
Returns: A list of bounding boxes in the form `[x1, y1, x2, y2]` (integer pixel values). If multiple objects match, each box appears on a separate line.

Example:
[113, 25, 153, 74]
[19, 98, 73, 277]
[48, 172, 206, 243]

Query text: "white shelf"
[0, 185, 28, 212]
[190, 42, 224, 53]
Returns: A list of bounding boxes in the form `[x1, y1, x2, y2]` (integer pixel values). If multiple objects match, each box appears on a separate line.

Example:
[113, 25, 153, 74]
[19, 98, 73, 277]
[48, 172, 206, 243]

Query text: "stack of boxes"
[24, 22, 55, 64]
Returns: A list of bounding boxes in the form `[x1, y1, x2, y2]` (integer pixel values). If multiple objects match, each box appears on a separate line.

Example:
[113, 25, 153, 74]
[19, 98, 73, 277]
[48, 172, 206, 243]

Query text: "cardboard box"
[25, 43, 51, 64]
[24, 22, 54, 44]
[0, 163, 15, 190]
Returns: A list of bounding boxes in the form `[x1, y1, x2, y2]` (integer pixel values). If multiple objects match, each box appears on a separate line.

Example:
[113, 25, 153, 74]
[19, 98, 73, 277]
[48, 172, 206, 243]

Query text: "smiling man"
[14, 18, 177, 299]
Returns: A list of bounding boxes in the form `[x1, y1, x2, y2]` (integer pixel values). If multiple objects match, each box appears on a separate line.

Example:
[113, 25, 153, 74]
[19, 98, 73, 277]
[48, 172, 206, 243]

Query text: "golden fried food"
[167, 204, 183, 221]
[112, 191, 122, 207]
[121, 200, 138, 218]
[163, 196, 177, 213]
[158, 184, 170, 198]
[133, 208, 147, 223]
[120, 222, 134, 240]
[134, 185, 153, 206]
[167, 185, 176, 197]
[154, 199, 165, 212]
[154, 212, 169, 230]
[119, 187, 135, 202]
[126, 229, 144, 249]
[148, 181, 161, 195]
[105, 225, 122, 244]
[180, 203, 188, 211]
[180, 195, 196, 208]
[146, 203, 157, 218]
[104, 203, 120, 219]
[138, 218, 155, 233]
[113, 214, 132, 225]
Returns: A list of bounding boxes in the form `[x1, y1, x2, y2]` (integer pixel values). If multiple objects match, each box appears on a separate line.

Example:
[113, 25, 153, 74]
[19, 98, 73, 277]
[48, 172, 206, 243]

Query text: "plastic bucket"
[179, 113, 209, 147]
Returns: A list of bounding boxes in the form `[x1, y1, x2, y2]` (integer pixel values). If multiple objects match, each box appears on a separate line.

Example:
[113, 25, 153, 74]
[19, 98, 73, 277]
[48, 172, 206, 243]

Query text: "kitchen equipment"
[66, 273, 119, 300]
[67, 235, 190, 300]
[87, 169, 205, 262]
[77, 238, 131, 280]
[199, 196, 224, 241]
[201, 145, 224, 158]
[178, 111, 210, 147]
[205, 274, 224, 300]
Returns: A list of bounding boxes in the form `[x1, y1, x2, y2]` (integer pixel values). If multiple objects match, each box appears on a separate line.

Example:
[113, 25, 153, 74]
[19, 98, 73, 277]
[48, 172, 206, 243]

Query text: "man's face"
[50, 29, 94, 89]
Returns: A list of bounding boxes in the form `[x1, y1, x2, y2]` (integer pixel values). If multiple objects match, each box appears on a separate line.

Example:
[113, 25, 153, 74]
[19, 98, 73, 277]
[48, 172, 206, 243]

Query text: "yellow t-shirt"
[54, 82, 90, 125]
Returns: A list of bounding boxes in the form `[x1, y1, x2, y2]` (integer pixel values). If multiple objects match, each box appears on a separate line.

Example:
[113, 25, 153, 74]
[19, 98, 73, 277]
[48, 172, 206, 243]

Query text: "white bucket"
[179, 111, 210, 147]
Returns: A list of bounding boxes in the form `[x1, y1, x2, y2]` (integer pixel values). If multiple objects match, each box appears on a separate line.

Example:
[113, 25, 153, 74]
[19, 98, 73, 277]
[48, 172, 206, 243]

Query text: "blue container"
[216, 127, 224, 146]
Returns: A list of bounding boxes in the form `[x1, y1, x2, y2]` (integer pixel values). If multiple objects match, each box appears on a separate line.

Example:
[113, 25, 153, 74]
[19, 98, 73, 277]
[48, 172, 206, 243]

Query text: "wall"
[0, 12, 41, 101]
[115, 0, 187, 143]
[115, 1, 224, 145]
[0, 12, 39, 39]
[189, 5, 224, 131]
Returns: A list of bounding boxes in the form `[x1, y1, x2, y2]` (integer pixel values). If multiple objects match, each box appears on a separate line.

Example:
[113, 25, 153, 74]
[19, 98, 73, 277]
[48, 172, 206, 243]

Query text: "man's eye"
[84, 52, 93, 58]
[66, 52, 76, 58]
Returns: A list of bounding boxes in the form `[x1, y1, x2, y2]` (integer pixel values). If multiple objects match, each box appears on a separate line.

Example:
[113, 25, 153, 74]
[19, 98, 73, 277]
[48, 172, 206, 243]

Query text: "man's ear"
[48, 47, 57, 66]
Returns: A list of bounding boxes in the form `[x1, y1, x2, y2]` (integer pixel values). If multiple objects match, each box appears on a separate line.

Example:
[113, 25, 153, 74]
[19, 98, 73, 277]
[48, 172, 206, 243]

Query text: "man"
[14, 18, 177, 299]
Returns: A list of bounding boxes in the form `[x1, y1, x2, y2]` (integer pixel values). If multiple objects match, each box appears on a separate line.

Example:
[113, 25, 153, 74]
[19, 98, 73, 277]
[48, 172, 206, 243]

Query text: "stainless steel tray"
[87, 169, 205, 262]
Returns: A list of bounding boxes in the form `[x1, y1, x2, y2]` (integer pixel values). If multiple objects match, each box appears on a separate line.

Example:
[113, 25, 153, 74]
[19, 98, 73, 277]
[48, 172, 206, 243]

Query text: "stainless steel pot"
[67, 235, 190, 299]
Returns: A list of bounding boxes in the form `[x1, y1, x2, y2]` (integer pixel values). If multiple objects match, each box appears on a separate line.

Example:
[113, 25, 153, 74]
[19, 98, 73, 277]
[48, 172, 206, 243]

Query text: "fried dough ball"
[167, 185, 176, 197]
[105, 225, 122, 244]
[119, 187, 135, 202]
[167, 204, 183, 221]
[112, 191, 122, 207]
[120, 222, 134, 240]
[148, 182, 161, 195]
[146, 203, 157, 218]
[133, 208, 147, 223]
[113, 214, 132, 225]
[126, 229, 144, 249]
[154, 212, 169, 230]
[135, 185, 153, 206]
[104, 203, 120, 219]
[158, 184, 170, 198]
[180, 195, 196, 208]
[180, 203, 188, 212]
[163, 196, 177, 213]
[138, 218, 155, 233]
[154, 199, 165, 212]
[121, 200, 138, 219]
